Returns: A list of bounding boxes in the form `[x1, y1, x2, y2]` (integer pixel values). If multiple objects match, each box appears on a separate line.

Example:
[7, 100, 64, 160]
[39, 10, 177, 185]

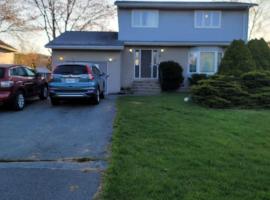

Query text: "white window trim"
[194, 11, 222, 29]
[131, 10, 159, 28]
[188, 47, 224, 75]
[133, 49, 159, 80]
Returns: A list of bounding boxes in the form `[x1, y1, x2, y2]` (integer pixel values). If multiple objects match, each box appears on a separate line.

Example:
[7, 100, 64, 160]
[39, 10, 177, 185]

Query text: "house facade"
[46, 1, 256, 94]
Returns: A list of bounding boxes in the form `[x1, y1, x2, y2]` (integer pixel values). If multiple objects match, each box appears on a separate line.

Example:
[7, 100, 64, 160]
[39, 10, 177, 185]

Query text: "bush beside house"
[159, 61, 184, 91]
[192, 39, 270, 109]
[247, 39, 270, 71]
[188, 73, 208, 86]
[218, 40, 257, 76]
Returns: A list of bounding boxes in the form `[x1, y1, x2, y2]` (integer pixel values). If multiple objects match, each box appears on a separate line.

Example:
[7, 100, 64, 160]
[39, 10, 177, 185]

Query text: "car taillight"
[87, 67, 94, 80]
[0, 81, 14, 88]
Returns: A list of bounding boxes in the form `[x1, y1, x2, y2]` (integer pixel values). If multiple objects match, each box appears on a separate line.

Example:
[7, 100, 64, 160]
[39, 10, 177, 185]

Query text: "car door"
[24, 67, 40, 96]
[20, 66, 36, 97]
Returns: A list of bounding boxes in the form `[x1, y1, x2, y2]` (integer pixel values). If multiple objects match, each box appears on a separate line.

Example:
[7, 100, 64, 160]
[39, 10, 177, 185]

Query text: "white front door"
[134, 49, 159, 79]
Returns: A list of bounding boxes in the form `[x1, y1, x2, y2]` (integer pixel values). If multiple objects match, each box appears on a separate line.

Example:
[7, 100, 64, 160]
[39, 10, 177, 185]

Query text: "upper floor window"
[132, 10, 159, 28]
[195, 11, 221, 28]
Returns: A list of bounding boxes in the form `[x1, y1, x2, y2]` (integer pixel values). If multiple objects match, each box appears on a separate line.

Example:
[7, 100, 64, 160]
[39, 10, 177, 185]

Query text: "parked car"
[0, 64, 49, 110]
[49, 63, 106, 105]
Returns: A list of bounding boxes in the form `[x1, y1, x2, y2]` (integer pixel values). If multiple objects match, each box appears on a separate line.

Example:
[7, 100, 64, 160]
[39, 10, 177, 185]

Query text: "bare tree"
[0, 0, 38, 34]
[226, 0, 270, 39]
[30, 0, 115, 41]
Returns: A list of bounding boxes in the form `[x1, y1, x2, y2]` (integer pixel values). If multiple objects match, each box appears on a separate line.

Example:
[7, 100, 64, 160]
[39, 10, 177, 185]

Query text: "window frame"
[194, 11, 222, 29]
[188, 47, 224, 75]
[131, 9, 159, 28]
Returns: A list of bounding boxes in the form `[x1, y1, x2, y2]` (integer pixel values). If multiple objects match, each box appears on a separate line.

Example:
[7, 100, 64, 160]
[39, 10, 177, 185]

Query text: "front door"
[134, 49, 159, 79]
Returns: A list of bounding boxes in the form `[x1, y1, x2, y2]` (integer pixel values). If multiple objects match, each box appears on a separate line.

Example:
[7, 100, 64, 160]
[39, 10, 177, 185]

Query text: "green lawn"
[103, 94, 270, 200]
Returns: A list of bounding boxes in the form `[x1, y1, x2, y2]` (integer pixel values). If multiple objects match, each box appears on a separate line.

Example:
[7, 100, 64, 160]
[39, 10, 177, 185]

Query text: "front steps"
[131, 80, 161, 95]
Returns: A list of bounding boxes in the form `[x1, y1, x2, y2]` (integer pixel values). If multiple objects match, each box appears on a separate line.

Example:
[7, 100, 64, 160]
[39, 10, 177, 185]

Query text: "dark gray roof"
[115, 1, 257, 10]
[46, 31, 124, 50]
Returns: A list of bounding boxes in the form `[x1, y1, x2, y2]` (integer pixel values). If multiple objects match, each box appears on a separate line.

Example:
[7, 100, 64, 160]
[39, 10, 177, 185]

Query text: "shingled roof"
[0, 40, 17, 52]
[46, 31, 124, 50]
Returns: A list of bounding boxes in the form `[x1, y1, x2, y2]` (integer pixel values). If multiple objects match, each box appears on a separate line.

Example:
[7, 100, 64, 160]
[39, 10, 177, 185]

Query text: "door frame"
[133, 49, 159, 80]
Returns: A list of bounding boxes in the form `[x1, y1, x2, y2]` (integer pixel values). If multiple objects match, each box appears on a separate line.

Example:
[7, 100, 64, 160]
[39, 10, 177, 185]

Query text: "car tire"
[50, 97, 60, 106]
[100, 91, 105, 99]
[39, 85, 48, 100]
[92, 89, 100, 105]
[12, 91, 25, 111]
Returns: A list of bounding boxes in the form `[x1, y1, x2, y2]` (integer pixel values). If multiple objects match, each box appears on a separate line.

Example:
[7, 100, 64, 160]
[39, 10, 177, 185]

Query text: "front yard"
[103, 94, 270, 200]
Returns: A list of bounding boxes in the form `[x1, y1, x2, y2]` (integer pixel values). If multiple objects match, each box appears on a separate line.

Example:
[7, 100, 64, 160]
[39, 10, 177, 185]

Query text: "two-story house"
[46, 0, 256, 94]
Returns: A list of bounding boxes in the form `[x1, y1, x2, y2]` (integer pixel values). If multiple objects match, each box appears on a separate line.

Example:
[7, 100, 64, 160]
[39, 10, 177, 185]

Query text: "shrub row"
[191, 71, 270, 108]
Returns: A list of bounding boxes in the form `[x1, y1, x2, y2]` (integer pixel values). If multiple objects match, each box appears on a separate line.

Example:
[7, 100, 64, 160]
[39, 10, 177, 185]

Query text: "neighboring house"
[15, 53, 51, 69]
[0, 40, 17, 64]
[46, 1, 256, 94]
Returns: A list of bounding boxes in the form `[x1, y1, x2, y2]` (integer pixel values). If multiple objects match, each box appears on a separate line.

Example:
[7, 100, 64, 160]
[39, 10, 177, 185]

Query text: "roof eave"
[123, 41, 232, 46]
[0, 45, 17, 52]
[115, 1, 257, 10]
[46, 45, 124, 50]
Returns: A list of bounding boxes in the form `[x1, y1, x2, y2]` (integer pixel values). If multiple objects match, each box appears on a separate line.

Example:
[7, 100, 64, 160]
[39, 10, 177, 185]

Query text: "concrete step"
[132, 80, 161, 94]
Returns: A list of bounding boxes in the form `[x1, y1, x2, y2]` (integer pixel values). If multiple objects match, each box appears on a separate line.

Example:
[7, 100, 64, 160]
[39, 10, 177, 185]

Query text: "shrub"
[188, 74, 208, 86]
[191, 75, 249, 108]
[159, 61, 184, 91]
[241, 71, 270, 90]
[191, 71, 270, 109]
[218, 40, 257, 76]
[248, 39, 270, 71]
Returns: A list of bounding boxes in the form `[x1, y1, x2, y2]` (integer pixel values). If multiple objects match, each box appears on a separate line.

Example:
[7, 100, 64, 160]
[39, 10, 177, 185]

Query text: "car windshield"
[54, 65, 88, 75]
[0, 68, 5, 78]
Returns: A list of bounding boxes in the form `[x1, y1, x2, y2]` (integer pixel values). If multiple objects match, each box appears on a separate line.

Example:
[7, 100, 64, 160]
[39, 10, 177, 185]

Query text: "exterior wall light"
[109, 58, 113, 62]
[59, 56, 64, 61]
[161, 49, 165, 53]
[129, 48, 133, 53]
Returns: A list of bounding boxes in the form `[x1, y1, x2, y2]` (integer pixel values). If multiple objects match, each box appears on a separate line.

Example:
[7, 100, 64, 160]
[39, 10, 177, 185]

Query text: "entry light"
[59, 56, 64, 61]
[161, 49, 165, 53]
[109, 58, 113, 62]
[129, 49, 133, 53]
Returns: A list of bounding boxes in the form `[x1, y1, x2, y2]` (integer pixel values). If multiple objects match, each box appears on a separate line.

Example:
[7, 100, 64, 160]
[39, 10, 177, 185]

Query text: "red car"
[0, 64, 48, 111]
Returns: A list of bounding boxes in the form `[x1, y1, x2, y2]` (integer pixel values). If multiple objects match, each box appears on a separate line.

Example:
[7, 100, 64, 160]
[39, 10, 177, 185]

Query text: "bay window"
[188, 47, 223, 74]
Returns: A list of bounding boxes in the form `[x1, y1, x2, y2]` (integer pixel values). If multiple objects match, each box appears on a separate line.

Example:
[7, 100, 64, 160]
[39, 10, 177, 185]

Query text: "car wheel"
[50, 97, 60, 106]
[92, 89, 100, 105]
[13, 91, 25, 111]
[39, 85, 48, 100]
[100, 91, 105, 99]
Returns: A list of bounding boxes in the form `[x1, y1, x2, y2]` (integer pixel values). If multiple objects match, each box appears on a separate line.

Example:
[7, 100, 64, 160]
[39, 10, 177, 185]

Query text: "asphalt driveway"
[0, 96, 116, 200]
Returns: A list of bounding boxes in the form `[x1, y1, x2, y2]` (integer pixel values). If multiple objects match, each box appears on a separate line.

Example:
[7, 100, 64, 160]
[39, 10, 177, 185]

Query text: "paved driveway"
[0, 96, 116, 200]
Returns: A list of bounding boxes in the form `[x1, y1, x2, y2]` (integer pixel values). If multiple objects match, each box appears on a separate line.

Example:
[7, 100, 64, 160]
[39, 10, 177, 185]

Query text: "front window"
[195, 11, 221, 28]
[200, 52, 215, 73]
[189, 48, 223, 74]
[132, 10, 159, 28]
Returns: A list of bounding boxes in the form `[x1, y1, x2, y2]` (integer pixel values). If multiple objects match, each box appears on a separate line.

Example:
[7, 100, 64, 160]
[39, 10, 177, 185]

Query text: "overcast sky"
[3, 0, 268, 55]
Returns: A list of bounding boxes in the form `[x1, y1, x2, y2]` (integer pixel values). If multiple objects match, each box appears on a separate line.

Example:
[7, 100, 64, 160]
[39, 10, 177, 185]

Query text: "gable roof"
[45, 31, 124, 50]
[0, 40, 17, 52]
[115, 1, 257, 10]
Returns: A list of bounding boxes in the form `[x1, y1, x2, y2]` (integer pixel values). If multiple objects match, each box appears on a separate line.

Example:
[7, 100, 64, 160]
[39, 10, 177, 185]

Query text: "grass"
[102, 93, 270, 200]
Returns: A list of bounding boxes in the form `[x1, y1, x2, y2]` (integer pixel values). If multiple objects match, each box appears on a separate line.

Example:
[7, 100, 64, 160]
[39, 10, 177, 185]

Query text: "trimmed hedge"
[218, 40, 257, 76]
[191, 72, 270, 109]
[159, 61, 184, 91]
